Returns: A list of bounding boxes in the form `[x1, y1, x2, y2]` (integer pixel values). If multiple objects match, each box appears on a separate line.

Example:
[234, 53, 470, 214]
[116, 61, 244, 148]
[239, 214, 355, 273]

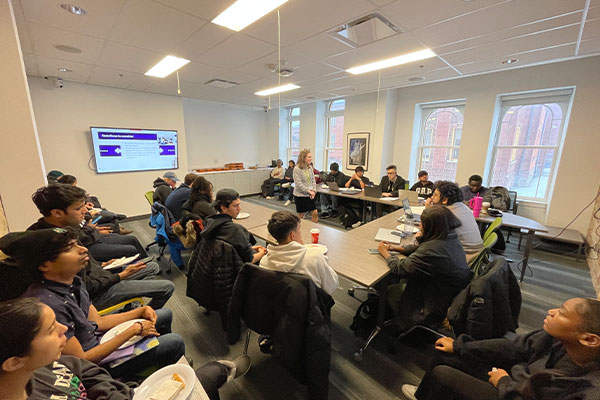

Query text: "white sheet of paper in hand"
[103, 254, 140, 270]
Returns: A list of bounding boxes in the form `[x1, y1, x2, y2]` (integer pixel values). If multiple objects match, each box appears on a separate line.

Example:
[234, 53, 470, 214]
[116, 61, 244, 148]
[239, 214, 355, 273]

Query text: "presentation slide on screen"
[91, 127, 178, 173]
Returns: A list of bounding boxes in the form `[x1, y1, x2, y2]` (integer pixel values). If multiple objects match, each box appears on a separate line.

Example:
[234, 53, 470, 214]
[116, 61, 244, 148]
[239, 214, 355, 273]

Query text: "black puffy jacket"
[228, 264, 334, 400]
[448, 257, 521, 339]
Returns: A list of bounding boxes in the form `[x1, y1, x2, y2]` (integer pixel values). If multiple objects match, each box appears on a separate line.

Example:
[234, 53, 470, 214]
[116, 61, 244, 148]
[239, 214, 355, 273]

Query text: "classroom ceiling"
[14, 0, 600, 108]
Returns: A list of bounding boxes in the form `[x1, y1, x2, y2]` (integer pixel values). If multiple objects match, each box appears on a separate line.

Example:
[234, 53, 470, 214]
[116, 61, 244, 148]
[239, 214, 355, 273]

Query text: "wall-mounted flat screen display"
[90, 127, 178, 173]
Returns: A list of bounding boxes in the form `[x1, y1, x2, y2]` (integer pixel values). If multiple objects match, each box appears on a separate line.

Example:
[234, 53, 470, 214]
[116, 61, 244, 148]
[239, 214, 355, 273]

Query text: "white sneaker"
[351, 221, 362, 229]
[266, 196, 272, 200]
[401, 384, 418, 400]
[284, 200, 291, 206]
[282, 183, 291, 188]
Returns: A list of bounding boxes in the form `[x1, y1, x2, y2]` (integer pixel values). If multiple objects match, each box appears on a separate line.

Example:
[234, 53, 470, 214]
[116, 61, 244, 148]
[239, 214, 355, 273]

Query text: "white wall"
[183, 98, 270, 168]
[28, 77, 189, 218]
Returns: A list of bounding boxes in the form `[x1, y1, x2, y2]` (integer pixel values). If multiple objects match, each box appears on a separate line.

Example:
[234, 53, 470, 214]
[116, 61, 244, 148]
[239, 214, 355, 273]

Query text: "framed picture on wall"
[346, 132, 370, 171]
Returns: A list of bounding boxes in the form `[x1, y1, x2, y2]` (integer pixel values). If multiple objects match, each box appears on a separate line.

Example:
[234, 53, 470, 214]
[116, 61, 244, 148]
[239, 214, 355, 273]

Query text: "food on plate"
[146, 373, 185, 400]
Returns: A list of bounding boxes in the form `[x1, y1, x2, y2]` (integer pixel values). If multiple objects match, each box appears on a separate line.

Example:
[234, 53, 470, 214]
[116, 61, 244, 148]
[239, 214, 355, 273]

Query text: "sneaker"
[266, 196, 272, 200]
[320, 211, 330, 219]
[282, 183, 291, 188]
[330, 210, 339, 218]
[217, 355, 251, 381]
[401, 384, 418, 400]
[351, 221, 362, 229]
[119, 228, 133, 235]
[284, 200, 291, 206]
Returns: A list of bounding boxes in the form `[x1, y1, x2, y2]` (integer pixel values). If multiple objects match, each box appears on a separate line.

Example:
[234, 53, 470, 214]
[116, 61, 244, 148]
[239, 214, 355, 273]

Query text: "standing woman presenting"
[293, 149, 319, 223]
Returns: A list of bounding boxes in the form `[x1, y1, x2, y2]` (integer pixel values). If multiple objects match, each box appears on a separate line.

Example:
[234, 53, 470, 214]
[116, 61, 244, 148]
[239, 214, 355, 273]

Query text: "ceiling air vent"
[204, 79, 238, 88]
[330, 13, 400, 47]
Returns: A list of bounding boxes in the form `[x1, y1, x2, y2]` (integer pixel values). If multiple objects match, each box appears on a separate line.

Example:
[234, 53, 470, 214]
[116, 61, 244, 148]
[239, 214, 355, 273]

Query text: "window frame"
[416, 102, 465, 182]
[287, 107, 300, 162]
[325, 99, 345, 169]
[487, 89, 573, 202]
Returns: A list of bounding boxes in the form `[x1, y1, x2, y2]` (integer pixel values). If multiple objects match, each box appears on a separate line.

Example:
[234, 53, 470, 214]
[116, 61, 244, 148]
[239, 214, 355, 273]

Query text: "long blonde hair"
[297, 149, 311, 169]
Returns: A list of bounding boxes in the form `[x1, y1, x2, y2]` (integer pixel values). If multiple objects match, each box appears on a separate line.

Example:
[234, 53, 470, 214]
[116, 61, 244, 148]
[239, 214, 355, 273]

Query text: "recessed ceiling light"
[255, 83, 300, 96]
[346, 48, 436, 75]
[145, 55, 190, 78]
[57, 67, 72, 73]
[502, 58, 518, 65]
[408, 76, 425, 82]
[212, 0, 288, 31]
[60, 3, 86, 15]
[54, 44, 82, 54]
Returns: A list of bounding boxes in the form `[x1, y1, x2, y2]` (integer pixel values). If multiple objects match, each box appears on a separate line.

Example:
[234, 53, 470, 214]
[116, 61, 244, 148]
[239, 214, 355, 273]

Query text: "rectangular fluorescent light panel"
[145, 55, 190, 78]
[255, 83, 300, 96]
[212, 0, 288, 31]
[346, 49, 436, 75]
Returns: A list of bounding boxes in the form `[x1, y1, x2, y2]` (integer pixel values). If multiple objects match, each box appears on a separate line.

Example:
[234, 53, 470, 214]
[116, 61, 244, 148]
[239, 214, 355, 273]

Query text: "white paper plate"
[100, 319, 144, 349]
[236, 212, 250, 219]
[396, 224, 419, 233]
[133, 364, 196, 400]
[305, 243, 327, 254]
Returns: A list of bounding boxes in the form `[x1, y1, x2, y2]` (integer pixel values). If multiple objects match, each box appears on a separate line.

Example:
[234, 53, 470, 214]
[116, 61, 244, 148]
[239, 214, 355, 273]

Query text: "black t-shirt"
[410, 181, 434, 198]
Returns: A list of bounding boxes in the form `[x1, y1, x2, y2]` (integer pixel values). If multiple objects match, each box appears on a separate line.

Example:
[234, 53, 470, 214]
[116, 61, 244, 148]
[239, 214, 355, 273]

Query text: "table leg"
[520, 230, 535, 282]
[362, 201, 367, 224]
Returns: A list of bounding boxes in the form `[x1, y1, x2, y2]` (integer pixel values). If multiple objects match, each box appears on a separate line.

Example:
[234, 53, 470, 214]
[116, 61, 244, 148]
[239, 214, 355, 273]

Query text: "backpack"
[350, 294, 381, 339]
[486, 187, 510, 211]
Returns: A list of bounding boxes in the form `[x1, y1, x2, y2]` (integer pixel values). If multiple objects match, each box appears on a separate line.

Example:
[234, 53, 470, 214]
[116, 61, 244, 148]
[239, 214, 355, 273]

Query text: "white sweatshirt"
[259, 241, 339, 295]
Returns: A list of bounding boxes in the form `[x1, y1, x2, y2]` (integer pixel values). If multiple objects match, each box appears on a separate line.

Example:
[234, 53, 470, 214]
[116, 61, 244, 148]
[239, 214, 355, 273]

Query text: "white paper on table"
[379, 197, 399, 201]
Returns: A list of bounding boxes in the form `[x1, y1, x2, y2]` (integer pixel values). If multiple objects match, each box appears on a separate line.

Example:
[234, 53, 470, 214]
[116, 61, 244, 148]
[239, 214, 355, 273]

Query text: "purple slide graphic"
[159, 145, 176, 155]
[98, 132, 157, 140]
[99, 145, 122, 157]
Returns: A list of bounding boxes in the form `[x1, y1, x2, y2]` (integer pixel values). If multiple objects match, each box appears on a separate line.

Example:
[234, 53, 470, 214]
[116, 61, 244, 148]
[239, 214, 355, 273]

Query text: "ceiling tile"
[454, 43, 576, 75]
[380, 0, 505, 32]
[22, 53, 39, 76]
[323, 31, 426, 70]
[582, 17, 600, 40]
[35, 55, 94, 82]
[29, 23, 105, 64]
[153, 0, 235, 20]
[109, 0, 205, 53]
[368, 0, 397, 7]
[198, 34, 276, 69]
[242, 0, 375, 46]
[214, 70, 262, 85]
[128, 75, 159, 91]
[413, 0, 587, 48]
[588, 5, 600, 19]
[95, 41, 162, 73]
[176, 62, 227, 84]
[384, 67, 461, 88]
[292, 62, 342, 83]
[579, 37, 600, 54]
[435, 12, 582, 55]
[442, 24, 580, 66]
[171, 23, 234, 60]
[20, 0, 125, 39]
[12, 1, 33, 54]
[234, 49, 309, 77]
[287, 33, 354, 62]
[88, 66, 143, 88]
[378, 57, 449, 79]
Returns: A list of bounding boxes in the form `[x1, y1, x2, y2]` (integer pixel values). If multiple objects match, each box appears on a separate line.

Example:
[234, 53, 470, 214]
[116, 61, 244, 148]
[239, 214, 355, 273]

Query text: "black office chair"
[505, 190, 518, 242]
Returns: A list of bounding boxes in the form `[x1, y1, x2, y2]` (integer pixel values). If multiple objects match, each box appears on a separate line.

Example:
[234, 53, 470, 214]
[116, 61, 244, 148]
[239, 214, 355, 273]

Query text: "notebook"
[374, 228, 403, 244]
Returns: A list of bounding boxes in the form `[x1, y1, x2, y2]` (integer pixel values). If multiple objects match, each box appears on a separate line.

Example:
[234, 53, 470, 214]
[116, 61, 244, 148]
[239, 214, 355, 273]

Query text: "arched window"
[418, 105, 464, 182]
[325, 99, 345, 168]
[288, 107, 300, 162]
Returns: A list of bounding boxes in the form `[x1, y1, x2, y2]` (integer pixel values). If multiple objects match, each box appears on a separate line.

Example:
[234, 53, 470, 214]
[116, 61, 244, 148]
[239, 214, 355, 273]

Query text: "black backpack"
[350, 294, 381, 339]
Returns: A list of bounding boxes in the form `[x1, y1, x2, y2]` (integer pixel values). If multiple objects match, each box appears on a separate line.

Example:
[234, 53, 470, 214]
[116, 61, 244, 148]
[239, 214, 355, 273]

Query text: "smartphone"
[132, 256, 154, 265]
[391, 231, 406, 237]
[91, 215, 102, 224]
[367, 248, 379, 254]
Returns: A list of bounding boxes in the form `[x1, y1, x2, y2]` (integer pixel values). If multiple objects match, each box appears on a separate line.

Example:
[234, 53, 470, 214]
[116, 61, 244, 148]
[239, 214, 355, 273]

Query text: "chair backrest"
[145, 191, 154, 206]
[470, 232, 498, 277]
[507, 191, 517, 213]
[483, 217, 502, 241]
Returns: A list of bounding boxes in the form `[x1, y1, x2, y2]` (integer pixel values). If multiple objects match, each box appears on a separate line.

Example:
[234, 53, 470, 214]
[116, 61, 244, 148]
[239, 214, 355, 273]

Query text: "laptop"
[397, 189, 419, 204]
[402, 198, 421, 222]
[328, 181, 340, 191]
[364, 185, 382, 198]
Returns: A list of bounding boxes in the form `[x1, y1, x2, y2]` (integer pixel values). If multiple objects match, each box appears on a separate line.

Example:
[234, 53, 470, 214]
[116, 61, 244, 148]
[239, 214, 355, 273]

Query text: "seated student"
[376, 164, 407, 217]
[0, 297, 248, 400]
[46, 169, 64, 183]
[280, 159, 295, 203]
[460, 174, 489, 202]
[401, 297, 600, 400]
[153, 171, 179, 205]
[426, 181, 484, 265]
[377, 206, 471, 328]
[262, 159, 285, 198]
[165, 173, 196, 221]
[29, 184, 147, 263]
[340, 166, 371, 228]
[182, 175, 216, 220]
[410, 170, 434, 198]
[320, 162, 347, 218]
[20, 188, 173, 309]
[260, 211, 338, 295]
[8, 228, 184, 379]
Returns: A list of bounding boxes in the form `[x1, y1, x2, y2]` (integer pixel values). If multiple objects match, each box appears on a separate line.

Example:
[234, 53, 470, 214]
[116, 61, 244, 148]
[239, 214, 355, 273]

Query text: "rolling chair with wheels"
[144, 191, 164, 255]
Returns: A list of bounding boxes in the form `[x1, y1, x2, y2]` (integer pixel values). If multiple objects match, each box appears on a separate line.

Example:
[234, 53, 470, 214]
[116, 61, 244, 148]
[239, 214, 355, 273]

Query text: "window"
[488, 89, 573, 201]
[325, 99, 345, 168]
[288, 107, 300, 162]
[417, 104, 465, 181]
